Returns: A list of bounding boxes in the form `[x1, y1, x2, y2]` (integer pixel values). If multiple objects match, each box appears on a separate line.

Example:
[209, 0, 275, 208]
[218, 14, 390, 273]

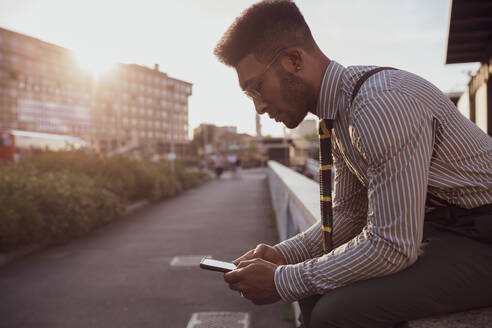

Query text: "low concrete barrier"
[267, 160, 319, 242]
[267, 160, 491, 328]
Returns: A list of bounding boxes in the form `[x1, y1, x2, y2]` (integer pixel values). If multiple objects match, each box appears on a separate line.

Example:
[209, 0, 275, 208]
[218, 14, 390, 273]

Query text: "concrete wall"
[267, 160, 319, 242]
[457, 89, 470, 119]
[267, 160, 320, 327]
[475, 83, 488, 133]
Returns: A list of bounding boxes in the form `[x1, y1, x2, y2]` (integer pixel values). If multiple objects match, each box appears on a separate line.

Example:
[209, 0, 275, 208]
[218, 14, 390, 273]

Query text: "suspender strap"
[349, 66, 451, 208]
[350, 67, 396, 104]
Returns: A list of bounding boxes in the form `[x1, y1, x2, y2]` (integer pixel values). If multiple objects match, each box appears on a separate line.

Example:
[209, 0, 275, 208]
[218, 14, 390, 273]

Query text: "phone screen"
[200, 258, 236, 273]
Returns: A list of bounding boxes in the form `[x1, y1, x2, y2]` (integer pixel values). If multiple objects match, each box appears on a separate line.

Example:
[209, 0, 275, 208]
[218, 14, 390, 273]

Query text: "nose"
[253, 98, 268, 115]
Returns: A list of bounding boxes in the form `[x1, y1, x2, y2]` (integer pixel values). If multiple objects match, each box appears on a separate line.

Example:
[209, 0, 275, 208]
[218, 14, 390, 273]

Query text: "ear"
[279, 47, 303, 74]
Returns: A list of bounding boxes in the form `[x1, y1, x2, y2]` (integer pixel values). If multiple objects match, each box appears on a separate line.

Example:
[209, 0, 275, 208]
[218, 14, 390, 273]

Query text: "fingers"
[223, 269, 242, 284]
[236, 257, 267, 269]
[224, 260, 261, 285]
[224, 271, 247, 295]
[232, 249, 254, 265]
[233, 244, 274, 266]
[252, 243, 269, 258]
[236, 259, 254, 269]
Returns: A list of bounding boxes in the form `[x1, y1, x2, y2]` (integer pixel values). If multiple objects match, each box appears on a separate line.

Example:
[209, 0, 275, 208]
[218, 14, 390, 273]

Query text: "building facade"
[0, 27, 92, 138]
[0, 27, 192, 157]
[93, 63, 192, 157]
[446, 0, 491, 137]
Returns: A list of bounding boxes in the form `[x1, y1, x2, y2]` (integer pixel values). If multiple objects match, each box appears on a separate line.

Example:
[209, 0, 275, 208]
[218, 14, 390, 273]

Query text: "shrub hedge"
[0, 151, 209, 252]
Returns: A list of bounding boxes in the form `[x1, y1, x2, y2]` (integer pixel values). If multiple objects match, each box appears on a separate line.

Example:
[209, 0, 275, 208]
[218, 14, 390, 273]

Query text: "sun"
[74, 49, 117, 79]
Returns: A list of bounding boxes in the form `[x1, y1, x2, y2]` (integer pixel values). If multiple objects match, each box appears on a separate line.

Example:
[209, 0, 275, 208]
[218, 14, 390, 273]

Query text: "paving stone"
[403, 307, 492, 328]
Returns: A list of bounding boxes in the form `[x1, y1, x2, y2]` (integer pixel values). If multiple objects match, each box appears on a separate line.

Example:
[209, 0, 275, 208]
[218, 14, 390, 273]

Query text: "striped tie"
[319, 119, 334, 254]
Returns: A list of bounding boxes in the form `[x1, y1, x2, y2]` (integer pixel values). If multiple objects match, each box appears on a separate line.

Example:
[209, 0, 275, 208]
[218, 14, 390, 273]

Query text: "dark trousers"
[299, 205, 492, 328]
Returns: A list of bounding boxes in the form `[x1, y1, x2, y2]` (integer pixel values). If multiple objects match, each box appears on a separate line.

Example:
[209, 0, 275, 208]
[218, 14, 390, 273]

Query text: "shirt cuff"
[274, 237, 311, 264]
[274, 263, 314, 302]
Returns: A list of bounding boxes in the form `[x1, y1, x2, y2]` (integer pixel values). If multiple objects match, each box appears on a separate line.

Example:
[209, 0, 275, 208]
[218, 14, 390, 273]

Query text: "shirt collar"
[315, 60, 345, 120]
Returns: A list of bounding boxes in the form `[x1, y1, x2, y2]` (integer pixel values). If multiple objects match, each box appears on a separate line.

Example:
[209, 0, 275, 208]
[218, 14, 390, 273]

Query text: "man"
[214, 1, 492, 327]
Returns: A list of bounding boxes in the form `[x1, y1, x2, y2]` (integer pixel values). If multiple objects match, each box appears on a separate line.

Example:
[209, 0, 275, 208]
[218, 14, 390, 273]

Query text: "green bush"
[0, 167, 123, 251]
[0, 151, 209, 252]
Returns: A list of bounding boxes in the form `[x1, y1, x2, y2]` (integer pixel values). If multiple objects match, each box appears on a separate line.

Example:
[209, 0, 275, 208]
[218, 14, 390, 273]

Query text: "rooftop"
[445, 0, 492, 64]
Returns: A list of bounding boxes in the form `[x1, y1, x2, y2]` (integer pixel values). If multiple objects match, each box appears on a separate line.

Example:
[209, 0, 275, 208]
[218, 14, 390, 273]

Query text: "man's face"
[236, 53, 317, 129]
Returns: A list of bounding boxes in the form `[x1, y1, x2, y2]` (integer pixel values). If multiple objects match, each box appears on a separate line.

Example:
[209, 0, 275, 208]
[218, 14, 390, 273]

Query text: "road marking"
[186, 312, 250, 328]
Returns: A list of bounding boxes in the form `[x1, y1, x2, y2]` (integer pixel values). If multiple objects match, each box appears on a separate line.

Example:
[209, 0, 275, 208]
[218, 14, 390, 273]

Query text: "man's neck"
[309, 53, 331, 115]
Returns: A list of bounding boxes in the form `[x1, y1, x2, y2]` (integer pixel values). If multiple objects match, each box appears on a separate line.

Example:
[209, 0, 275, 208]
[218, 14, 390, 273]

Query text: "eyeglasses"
[244, 49, 285, 101]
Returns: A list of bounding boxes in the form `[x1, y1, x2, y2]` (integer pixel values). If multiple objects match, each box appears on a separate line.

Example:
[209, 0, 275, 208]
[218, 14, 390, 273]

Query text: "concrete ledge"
[403, 307, 492, 327]
[267, 160, 319, 241]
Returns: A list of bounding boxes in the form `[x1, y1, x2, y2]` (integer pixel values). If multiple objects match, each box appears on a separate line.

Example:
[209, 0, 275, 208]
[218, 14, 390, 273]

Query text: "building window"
[10, 55, 19, 64]
[10, 38, 19, 48]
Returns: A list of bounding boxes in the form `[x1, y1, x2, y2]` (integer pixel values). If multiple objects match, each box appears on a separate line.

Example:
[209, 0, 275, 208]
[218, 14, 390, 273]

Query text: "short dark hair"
[214, 0, 315, 67]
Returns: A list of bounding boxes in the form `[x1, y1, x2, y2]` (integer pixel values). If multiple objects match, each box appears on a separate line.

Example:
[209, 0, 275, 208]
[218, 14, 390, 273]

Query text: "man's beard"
[277, 69, 317, 128]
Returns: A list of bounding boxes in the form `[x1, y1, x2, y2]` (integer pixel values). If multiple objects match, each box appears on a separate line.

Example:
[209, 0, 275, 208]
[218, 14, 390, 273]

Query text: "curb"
[0, 245, 41, 267]
[125, 200, 150, 215]
[0, 200, 151, 267]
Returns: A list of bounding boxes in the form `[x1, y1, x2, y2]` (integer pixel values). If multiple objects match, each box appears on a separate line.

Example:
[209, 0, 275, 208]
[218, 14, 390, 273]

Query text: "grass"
[282, 304, 296, 322]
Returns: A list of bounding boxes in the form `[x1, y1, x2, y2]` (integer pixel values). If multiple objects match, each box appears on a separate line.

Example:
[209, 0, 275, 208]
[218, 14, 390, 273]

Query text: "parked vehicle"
[0, 129, 90, 163]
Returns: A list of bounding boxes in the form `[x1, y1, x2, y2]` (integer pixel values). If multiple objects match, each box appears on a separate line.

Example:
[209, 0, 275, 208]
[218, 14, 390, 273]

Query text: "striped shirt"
[273, 60, 492, 302]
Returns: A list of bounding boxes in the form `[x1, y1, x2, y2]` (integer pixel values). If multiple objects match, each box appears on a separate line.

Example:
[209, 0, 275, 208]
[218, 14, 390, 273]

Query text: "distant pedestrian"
[228, 154, 238, 178]
[213, 154, 224, 179]
[235, 156, 242, 179]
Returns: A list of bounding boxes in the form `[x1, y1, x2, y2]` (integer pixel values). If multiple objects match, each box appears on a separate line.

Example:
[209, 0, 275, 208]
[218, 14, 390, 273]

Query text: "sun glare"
[74, 50, 117, 79]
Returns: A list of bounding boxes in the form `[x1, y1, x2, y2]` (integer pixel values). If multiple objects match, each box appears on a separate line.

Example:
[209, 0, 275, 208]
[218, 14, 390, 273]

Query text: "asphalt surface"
[0, 168, 294, 328]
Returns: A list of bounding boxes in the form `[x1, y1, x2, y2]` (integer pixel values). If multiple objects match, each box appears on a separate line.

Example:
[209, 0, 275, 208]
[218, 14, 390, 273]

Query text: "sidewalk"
[0, 168, 293, 328]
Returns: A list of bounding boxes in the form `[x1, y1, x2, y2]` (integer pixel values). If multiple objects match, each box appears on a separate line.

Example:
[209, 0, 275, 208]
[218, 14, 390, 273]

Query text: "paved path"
[0, 168, 293, 328]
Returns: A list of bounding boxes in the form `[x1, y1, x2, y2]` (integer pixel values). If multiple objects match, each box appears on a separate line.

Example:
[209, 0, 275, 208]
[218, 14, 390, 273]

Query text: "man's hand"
[232, 243, 286, 266]
[224, 258, 281, 305]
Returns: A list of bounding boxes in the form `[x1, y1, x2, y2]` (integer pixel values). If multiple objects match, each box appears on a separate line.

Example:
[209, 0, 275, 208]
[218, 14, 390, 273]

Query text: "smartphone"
[200, 258, 237, 273]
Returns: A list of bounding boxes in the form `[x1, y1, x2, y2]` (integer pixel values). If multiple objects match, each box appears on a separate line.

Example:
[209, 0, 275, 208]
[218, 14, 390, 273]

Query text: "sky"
[0, 0, 480, 138]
